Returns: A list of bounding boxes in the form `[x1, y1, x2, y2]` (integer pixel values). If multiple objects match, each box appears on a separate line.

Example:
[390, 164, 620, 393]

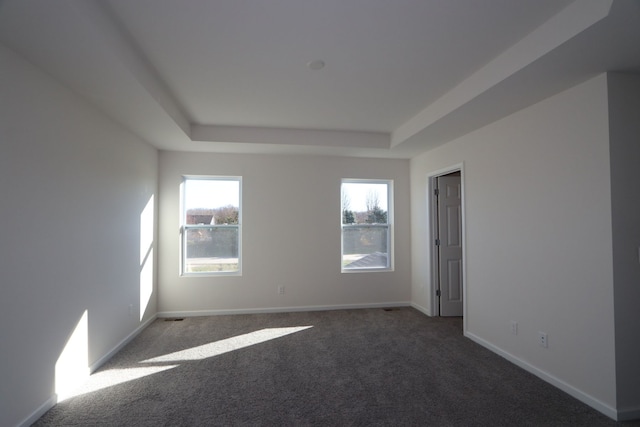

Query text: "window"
[182, 177, 241, 275]
[341, 179, 392, 271]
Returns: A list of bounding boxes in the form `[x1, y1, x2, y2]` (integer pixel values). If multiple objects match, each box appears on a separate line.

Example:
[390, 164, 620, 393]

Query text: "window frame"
[181, 175, 242, 277]
[340, 178, 393, 273]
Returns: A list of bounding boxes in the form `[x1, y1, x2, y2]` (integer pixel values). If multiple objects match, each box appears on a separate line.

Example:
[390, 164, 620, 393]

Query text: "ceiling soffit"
[1, 0, 637, 157]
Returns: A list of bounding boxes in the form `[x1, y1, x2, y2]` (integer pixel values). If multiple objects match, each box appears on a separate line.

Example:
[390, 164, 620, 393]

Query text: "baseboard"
[89, 315, 157, 373]
[17, 315, 157, 427]
[465, 331, 619, 421]
[617, 406, 640, 421]
[158, 302, 411, 318]
[410, 302, 432, 317]
[16, 395, 57, 427]
[22, 309, 631, 424]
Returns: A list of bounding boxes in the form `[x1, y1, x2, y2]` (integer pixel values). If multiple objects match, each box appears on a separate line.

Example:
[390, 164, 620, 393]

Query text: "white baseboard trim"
[410, 302, 432, 317]
[17, 395, 57, 427]
[465, 331, 618, 421]
[158, 302, 411, 318]
[617, 406, 640, 421]
[89, 315, 157, 373]
[17, 316, 157, 427]
[22, 310, 634, 424]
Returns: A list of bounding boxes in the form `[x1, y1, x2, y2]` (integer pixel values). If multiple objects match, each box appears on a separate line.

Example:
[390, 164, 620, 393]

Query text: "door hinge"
[435, 238, 440, 246]
[436, 289, 441, 297]
[434, 188, 439, 196]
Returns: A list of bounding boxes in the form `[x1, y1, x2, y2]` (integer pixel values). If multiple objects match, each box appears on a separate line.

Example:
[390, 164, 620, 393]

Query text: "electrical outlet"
[510, 321, 518, 335]
[278, 285, 285, 295]
[538, 331, 548, 348]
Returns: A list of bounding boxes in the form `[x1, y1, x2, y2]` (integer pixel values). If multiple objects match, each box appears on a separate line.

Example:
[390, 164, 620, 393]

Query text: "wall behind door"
[410, 74, 617, 414]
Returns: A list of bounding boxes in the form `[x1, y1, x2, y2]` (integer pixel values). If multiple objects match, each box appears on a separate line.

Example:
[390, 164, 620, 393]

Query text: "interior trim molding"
[617, 406, 640, 422]
[89, 315, 158, 373]
[410, 302, 431, 317]
[426, 163, 467, 329]
[158, 302, 411, 318]
[465, 331, 618, 421]
[17, 395, 57, 427]
[18, 315, 157, 427]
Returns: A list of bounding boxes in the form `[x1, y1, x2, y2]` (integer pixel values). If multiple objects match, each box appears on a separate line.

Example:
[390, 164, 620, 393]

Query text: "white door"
[436, 174, 463, 317]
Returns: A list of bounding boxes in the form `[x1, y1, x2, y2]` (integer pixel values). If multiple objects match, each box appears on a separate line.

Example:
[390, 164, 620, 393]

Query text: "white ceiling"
[1, 0, 639, 158]
[105, 0, 572, 132]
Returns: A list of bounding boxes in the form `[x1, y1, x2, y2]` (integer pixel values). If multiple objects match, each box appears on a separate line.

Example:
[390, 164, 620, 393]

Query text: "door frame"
[428, 163, 467, 322]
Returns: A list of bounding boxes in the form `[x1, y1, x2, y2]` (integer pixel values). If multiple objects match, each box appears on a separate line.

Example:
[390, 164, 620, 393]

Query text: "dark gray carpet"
[34, 308, 638, 426]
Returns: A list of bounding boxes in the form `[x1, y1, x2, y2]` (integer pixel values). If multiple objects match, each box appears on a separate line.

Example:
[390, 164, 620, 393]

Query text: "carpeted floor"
[34, 308, 638, 426]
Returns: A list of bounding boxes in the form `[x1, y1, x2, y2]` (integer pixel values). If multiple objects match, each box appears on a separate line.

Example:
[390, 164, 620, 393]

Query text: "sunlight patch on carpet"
[141, 326, 313, 363]
[59, 365, 178, 402]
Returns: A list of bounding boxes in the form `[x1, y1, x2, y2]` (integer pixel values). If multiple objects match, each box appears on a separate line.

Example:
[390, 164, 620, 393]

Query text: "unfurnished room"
[1, 0, 640, 426]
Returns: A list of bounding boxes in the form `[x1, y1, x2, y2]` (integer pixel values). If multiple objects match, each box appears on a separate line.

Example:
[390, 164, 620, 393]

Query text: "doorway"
[430, 168, 464, 317]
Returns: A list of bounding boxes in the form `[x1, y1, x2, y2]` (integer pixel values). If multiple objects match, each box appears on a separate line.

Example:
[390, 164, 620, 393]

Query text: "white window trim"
[341, 178, 394, 273]
[181, 175, 242, 277]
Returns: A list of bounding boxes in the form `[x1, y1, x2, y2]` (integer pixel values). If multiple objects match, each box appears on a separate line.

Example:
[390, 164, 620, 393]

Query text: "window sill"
[341, 268, 394, 274]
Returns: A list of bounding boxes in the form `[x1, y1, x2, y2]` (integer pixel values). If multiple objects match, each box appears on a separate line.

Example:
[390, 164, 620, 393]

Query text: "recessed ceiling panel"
[105, 0, 573, 132]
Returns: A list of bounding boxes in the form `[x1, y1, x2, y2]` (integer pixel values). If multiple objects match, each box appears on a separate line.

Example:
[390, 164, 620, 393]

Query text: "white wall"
[410, 75, 618, 414]
[0, 44, 158, 426]
[2, 32, 632, 426]
[158, 152, 410, 314]
[608, 73, 640, 417]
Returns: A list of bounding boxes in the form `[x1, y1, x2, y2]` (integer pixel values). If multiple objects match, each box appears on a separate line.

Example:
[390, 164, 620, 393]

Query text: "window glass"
[182, 177, 241, 275]
[341, 180, 392, 271]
